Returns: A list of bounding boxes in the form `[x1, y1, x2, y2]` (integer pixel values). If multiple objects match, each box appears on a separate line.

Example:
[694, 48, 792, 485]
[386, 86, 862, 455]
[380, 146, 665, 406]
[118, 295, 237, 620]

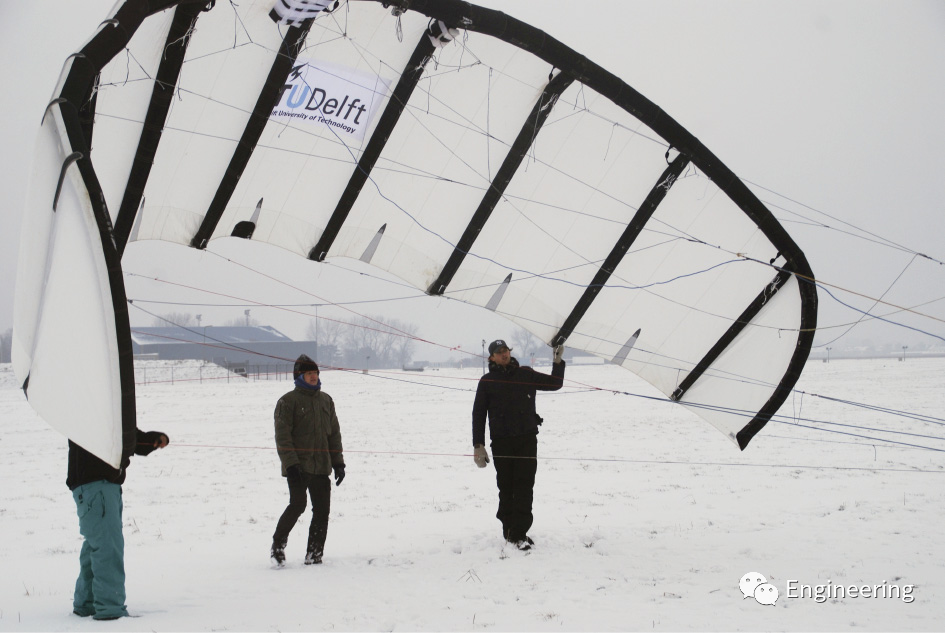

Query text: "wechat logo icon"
[739, 572, 779, 606]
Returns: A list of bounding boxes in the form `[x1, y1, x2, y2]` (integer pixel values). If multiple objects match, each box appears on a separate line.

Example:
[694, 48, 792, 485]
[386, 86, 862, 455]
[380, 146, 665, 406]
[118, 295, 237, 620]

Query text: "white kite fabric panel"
[94, 9, 176, 225]
[14, 107, 124, 468]
[681, 277, 803, 441]
[333, 29, 552, 278]
[66, 0, 811, 449]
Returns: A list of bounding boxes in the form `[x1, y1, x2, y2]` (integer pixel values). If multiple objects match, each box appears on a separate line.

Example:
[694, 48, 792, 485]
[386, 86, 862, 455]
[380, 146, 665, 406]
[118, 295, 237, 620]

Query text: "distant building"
[131, 325, 317, 369]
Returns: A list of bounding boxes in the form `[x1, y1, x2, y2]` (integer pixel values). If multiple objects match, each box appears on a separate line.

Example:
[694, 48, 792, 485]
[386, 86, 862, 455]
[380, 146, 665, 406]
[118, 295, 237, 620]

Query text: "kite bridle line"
[126, 300, 945, 455]
[148, 441, 945, 467]
[124, 245, 945, 405]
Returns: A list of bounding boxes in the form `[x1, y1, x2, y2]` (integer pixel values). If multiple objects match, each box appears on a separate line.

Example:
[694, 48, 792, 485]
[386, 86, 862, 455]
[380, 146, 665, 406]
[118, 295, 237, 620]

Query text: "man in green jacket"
[271, 355, 345, 566]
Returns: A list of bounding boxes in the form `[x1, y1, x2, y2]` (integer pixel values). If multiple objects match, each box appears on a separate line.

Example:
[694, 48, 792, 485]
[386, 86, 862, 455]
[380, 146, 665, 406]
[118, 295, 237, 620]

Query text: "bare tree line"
[143, 311, 561, 370]
[150, 312, 260, 328]
[1, 328, 11, 364]
[507, 329, 546, 363]
[308, 315, 418, 369]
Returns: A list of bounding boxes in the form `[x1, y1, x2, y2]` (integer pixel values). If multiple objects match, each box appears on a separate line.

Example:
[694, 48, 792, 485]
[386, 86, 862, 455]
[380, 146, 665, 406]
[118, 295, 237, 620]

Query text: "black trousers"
[273, 474, 331, 554]
[491, 434, 538, 542]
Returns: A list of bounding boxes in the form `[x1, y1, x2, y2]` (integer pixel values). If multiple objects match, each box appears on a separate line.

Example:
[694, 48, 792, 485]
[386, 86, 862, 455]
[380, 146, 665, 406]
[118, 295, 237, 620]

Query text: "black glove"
[142, 431, 170, 448]
[333, 464, 346, 487]
[286, 464, 303, 485]
[136, 431, 169, 457]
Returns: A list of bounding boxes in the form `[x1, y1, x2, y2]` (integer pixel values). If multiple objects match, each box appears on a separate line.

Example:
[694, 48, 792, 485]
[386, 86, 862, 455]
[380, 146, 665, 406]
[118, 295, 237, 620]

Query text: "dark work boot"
[271, 540, 286, 566]
[305, 535, 323, 565]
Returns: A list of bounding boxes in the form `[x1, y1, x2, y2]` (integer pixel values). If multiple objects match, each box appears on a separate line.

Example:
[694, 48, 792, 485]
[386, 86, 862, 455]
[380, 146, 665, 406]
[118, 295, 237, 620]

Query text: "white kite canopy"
[13, 101, 130, 468]
[14, 0, 817, 466]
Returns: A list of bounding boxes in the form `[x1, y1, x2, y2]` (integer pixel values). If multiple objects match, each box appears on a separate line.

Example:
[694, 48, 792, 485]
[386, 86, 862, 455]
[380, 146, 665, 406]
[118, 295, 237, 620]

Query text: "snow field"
[1, 359, 943, 631]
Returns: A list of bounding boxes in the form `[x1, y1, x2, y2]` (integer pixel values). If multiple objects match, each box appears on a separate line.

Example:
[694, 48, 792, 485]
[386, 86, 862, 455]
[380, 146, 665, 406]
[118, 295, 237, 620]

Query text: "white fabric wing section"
[333, 29, 552, 285]
[680, 276, 802, 441]
[93, 9, 176, 225]
[13, 109, 124, 468]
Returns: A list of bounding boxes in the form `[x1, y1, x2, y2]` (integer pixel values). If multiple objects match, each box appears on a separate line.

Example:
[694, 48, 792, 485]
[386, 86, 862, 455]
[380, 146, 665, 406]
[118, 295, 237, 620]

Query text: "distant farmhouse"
[131, 325, 317, 370]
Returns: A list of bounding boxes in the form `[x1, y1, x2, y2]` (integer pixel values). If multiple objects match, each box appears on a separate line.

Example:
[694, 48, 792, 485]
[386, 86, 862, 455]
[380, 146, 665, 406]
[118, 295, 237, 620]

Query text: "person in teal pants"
[68, 429, 169, 620]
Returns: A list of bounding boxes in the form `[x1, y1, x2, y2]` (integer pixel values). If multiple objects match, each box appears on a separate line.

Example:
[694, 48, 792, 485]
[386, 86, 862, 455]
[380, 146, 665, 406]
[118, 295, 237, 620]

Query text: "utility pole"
[197, 314, 205, 361]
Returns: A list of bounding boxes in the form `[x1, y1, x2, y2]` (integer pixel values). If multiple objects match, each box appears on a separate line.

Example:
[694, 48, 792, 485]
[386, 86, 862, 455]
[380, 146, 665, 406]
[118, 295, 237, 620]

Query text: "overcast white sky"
[2, 0, 943, 360]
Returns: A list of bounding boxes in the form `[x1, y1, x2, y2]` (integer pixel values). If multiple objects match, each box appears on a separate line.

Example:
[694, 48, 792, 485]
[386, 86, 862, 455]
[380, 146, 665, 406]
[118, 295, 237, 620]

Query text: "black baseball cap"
[488, 339, 511, 355]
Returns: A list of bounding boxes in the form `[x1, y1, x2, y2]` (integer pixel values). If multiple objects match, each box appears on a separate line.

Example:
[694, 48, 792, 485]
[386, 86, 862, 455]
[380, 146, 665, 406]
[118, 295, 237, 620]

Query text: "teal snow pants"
[72, 481, 128, 620]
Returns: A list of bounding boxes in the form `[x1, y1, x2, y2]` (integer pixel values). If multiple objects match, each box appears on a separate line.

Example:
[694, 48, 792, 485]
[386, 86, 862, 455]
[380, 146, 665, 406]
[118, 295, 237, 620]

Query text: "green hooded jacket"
[274, 386, 344, 476]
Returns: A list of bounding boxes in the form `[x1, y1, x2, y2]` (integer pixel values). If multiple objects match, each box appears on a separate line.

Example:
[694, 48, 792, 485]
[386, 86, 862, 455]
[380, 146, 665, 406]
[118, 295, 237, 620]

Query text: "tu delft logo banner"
[272, 60, 390, 142]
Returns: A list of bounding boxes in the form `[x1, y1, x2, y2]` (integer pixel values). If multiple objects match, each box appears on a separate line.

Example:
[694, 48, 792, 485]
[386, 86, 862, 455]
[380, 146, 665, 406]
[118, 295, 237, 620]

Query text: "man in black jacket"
[472, 339, 565, 550]
[68, 429, 169, 620]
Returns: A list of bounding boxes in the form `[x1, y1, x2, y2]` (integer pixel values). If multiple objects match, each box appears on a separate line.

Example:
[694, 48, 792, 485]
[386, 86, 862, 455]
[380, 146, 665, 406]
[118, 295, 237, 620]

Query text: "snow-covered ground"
[1, 358, 943, 631]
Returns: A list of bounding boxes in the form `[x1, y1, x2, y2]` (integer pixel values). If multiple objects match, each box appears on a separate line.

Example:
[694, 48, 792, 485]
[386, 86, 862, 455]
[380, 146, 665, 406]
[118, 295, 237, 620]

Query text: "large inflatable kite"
[13, 0, 817, 467]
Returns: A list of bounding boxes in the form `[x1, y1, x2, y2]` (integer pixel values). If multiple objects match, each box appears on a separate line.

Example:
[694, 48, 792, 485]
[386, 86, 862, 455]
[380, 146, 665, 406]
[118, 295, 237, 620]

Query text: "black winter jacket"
[472, 358, 565, 446]
[67, 430, 167, 490]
